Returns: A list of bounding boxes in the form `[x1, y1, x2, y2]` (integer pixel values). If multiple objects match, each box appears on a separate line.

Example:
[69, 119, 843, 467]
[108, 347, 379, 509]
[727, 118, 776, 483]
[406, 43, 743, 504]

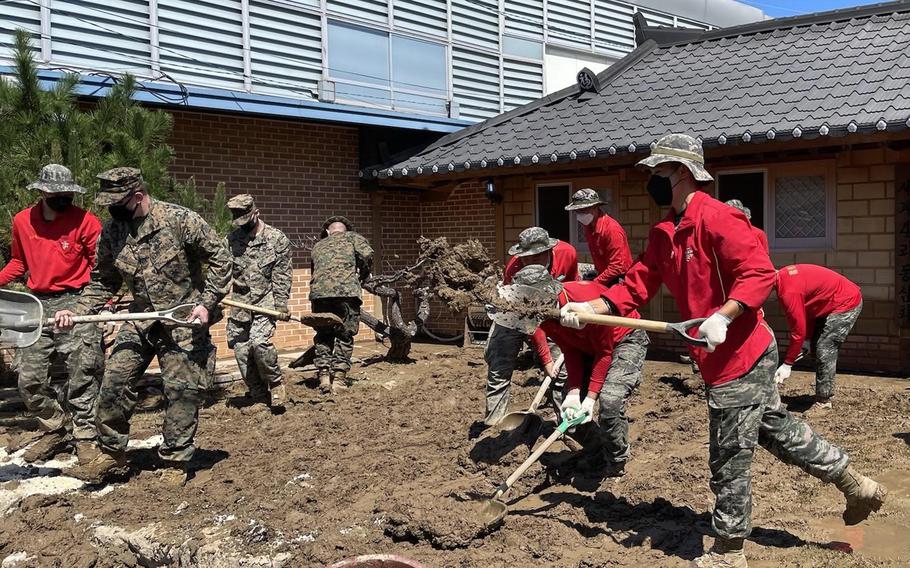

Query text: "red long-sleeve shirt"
[532, 280, 637, 395]
[503, 239, 579, 284]
[584, 214, 633, 286]
[0, 204, 102, 293]
[776, 264, 862, 365]
[604, 191, 775, 388]
[753, 226, 769, 254]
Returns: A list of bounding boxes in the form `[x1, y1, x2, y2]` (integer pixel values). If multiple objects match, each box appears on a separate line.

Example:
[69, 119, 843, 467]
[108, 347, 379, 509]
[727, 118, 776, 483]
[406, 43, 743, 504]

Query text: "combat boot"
[317, 369, 332, 394]
[74, 440, 102, 464]
[833, 465, 887, 525]
[691, 537, 747, 568]
[22, 430, 71, 463]
[74, 451, 127, 484]
[269, 383, 287, 410]
[331, 370, 347, 388]
[159, 462, 188, 487]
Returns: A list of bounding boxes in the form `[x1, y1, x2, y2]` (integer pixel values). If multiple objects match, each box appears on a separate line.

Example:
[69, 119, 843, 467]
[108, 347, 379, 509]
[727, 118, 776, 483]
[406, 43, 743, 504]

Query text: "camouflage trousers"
[311, 298, 360, 373]
[596, 329, 649, 464]
[812, 301, 862, 400]
[483, 323, 567, 426]
[227, 314, 282, 396]
[707, 339, 850, 539]
[97, 321, 211, 462]
[16, 290, 103, 440]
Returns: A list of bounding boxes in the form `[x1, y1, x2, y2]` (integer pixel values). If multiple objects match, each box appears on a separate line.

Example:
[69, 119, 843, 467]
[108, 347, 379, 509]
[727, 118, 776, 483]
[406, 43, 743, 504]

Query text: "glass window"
[503, 35, 543, 60]
[536, 184, 571, 243]
[391, 35, 447, 113]
[327, 21, 390, 88]
[774, 175, 827, 239]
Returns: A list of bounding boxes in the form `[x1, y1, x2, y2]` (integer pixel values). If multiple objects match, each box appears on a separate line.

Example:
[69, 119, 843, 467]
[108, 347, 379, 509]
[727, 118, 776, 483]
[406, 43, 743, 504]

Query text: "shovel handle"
[573, 313, 709, 348]
[528, 354, 563, 413]
[43, 304, 200, 328]
[492, 412, 588, 500]
[221, 298, 291, 321]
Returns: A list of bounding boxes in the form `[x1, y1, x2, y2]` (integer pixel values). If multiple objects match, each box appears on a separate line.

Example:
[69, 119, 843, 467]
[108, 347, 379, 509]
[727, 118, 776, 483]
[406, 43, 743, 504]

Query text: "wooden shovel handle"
[572, 313, 709, 348]
[221, 299, 291, 321]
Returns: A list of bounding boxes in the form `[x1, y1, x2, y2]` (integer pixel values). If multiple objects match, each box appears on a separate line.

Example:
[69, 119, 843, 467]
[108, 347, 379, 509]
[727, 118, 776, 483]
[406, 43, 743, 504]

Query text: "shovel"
[479, 411, 589, 527]
[221, 298, 342, 328]
[496, 354, 564, 434]
[0, 289, 199, 349]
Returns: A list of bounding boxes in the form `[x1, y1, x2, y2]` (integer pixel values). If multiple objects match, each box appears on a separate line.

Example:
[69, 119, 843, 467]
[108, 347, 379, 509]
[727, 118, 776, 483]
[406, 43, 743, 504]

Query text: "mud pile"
[411, 236, 501, 312]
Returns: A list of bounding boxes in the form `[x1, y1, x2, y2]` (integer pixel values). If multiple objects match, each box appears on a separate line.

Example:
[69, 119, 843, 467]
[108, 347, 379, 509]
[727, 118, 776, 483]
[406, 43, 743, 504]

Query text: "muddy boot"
[74, 440, 102, 464]
[833, 466, 887, 525]
[318, 370, 332, 394]
[159, 462, 188, 487]
[269, 383, 287, 410]
[331, 370, 347, 389]
[22, 431, 71, 463]
[74, 451, 127, 484]
[691, 537, 747, 568]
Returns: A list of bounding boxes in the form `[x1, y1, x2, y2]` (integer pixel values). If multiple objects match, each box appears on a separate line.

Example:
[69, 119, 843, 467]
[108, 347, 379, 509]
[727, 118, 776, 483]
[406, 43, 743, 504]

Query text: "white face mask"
[576, 212, 595, 226]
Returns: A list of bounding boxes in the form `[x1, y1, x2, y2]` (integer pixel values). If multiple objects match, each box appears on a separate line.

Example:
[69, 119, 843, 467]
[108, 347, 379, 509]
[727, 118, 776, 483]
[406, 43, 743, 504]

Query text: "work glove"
[99, 309, 118, 344]
[578, 397, 596, 425]
[697, 312, 732, 352]
[560, 391, 582, 423]
[559, 302, 594, 330]
[277, 307, 291, 322]
[774, 364, 792, 385]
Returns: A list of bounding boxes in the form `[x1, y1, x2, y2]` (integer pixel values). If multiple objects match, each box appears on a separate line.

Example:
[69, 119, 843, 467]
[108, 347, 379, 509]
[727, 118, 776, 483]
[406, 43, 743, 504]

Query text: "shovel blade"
[478, 498, 507, 528]
[0, 290, 43, 348]
[298, 312, 343, 328]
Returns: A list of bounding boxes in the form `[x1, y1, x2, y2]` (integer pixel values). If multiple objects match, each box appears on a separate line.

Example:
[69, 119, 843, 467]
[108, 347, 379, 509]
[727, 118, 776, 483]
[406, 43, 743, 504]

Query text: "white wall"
[544, 46, 618, 95]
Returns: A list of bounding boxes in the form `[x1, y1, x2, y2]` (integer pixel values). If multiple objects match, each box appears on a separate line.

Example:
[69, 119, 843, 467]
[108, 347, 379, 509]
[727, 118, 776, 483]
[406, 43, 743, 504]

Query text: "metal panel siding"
[503, 57, 542, 110]
[393, 0, 448, 38]
[593, 0, 635, 56]
[676, 16, 710, 30]
[249, 1, 321, 97]
[504, 0, 543, 40]
[638, 8, 674, 28]
[49, 0, 151, 75]
[451, 0, 498, 51]
[0, 1, 41, 62]
[547, 0, 590, 49]
[158, 0, 245, 90]
[452, 46, 499, 120]
[327, 0, 388, 24]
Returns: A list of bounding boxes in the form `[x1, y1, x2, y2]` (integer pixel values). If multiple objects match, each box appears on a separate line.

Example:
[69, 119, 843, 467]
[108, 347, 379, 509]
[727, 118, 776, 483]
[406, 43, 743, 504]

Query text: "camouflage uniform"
[598, 328, 649, 464]
[226, 195, 292, 398]
[82, 168, 231, 463]
[812, 301, 862, 400]
[707, 339, 849, 539]
[309, 216, 373, 376]
[17, 291, 103, 440]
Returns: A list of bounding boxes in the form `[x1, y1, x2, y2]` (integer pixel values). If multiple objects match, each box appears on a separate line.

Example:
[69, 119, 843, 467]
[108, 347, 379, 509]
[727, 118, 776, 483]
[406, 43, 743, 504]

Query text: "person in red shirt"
[559, 134, 885, 568]
[482, 227, 578, 428]
[725, 199, 769, 253]
[564, 188, 633, 286]
[773, 264, 863, 408]
[509, 265, 648, 478]
[0, 165, 104, 464]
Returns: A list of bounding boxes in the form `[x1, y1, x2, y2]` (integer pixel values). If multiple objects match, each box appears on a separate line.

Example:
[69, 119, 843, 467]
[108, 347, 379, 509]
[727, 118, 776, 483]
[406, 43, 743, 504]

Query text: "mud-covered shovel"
[221, 298, 342, 328]
[479, 411, 589, 528]
[0, 289, 199, 348]
[496, 355, 564, 434]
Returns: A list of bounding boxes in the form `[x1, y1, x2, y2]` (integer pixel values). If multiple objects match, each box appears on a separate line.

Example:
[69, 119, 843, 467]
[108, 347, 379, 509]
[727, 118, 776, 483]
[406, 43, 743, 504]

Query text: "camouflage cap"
[508, 226, 558, 257]
[725, 198, 752, 220]
[321, 215, 354, 238]
[27, 164, 85, 194]
[511, 264, 563, 296]
[227, 194, 257, 227]
[564, 188, 604, 211]
[491, 264, 561, 333]
[95, 167, 144, 206]
[636, 133, 714, 183]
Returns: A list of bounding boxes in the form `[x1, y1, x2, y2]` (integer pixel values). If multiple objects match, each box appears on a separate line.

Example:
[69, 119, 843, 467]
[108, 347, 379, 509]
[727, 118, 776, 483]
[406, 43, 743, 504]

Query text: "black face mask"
[108, 195, 138, 222]
[45, 195, 74, 212]
[241, 218, 258, 233]
[646, 175, 674, 207]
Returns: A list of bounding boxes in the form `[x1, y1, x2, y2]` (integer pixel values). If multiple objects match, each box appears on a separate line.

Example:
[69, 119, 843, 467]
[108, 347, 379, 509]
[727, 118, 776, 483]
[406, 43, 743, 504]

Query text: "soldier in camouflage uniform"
[560, 134, 886, 568]
[0, 165, 104, 463]
[309, 216, 372, 394]
[54, 167, 231, 486]
[226, 194, 292, 411]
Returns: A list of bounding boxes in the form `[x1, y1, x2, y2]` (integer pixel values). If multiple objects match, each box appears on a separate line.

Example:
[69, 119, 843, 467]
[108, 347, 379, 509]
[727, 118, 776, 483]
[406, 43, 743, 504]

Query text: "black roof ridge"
[669, 0, 910, 47]
[405, 39, 660, 165]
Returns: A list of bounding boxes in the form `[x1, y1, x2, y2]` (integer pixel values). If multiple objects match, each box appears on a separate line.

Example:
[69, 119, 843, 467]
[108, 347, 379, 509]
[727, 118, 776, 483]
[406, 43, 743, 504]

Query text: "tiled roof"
[366, 1, 910, 180]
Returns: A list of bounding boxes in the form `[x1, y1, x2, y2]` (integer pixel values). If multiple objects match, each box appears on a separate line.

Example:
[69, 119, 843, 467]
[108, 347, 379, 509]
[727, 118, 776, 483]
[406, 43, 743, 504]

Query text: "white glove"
[560, 391, 582, 422]
[774, 364, 792, 385]
[578, 397, 596, 425]
[560, 302, 594, 330]
[697, 312, 732, 352]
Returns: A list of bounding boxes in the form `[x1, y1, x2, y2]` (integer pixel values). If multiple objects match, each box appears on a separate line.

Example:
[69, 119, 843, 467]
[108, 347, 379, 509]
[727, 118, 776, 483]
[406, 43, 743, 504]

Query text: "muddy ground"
[0, 341, 909, 567]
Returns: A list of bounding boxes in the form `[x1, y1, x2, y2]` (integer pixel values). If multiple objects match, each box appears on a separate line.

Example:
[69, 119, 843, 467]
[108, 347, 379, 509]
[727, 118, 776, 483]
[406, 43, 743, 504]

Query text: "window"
[535, 183, 572, 243]
[716, 161, 836, 251]
[326, 21, 448, 115]
[503, 35, 543, 60]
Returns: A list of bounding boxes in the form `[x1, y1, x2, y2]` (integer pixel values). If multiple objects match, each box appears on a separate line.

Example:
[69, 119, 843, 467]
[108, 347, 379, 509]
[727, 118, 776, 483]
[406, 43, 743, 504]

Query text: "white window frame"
[713, 160, 837, 252]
